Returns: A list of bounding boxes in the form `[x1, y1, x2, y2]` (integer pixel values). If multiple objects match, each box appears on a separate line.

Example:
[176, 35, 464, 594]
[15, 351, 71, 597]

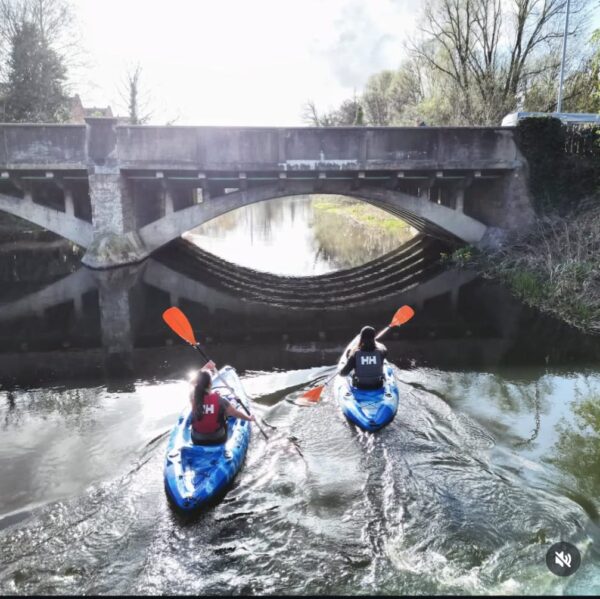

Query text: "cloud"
[320, 0, 415, 89]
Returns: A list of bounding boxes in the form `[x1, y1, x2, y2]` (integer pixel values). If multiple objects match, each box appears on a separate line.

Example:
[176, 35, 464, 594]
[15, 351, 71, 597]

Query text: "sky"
[74, 0, 417, 125]
[73, 0, 600, 127]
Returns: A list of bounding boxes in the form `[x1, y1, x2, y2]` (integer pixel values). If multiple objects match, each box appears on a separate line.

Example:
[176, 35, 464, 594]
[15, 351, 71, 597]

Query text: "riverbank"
[312, 195, 414, 235]
[311, 195, 418, 269]
[446, 202, 600, 335]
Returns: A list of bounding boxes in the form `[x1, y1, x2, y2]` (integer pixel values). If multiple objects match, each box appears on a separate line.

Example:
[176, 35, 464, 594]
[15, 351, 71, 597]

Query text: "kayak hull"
[334, 339, 399, 432]
[164, 365, 251, 512]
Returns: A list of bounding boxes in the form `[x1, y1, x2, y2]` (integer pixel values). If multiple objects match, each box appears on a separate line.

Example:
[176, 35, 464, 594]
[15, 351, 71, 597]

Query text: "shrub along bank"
[450, 117, 600, 334]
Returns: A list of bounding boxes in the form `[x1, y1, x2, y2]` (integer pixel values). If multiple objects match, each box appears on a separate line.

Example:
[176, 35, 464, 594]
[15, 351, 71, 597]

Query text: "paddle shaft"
[192, 344, 269, 440]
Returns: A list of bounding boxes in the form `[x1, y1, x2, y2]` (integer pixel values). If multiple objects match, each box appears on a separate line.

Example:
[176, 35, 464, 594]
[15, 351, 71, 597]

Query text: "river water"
[1, 196, 599, 595]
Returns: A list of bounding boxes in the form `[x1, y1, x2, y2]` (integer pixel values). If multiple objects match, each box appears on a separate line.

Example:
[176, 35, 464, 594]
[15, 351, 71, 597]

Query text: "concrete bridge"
[0, 118, 534, 268]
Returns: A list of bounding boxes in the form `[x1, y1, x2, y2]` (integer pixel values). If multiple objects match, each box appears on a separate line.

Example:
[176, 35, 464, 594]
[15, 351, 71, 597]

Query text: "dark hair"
[359, 326, 376, 351]
[193, 370, 212, 420]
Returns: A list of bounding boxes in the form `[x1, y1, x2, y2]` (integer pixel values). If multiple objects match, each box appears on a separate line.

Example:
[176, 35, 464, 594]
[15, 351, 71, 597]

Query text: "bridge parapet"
[0, 121, 520, 173]
[116, 125, 520, 172]
[0, 124, 86, 169]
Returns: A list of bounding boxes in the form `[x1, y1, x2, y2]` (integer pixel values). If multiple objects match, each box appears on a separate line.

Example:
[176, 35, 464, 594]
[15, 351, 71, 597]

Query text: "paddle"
[162, 306, 269, 440]
[297, 305, 415, 404]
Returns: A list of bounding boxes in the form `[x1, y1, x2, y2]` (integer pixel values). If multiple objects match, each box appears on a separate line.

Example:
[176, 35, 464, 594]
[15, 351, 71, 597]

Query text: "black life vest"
[353, 350, 384, 388]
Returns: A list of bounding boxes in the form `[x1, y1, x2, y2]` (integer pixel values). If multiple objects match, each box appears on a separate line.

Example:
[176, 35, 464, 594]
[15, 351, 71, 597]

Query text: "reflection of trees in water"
[553, 388, 600, 502]
[189, 195, 417, 270]
[191, 197, 312, 243]
[312, 209, 413, 269]
[1, 387, 103, 432]
[422, 371, 555, 448]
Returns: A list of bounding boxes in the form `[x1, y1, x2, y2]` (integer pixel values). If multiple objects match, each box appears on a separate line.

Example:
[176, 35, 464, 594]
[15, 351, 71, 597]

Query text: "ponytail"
[193, 370, 212, 420]
[359, 326, 376, 352]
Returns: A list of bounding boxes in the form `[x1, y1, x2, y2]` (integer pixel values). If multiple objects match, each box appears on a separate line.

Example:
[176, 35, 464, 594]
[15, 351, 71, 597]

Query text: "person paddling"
[190, 361, 255, 445]
[339, 326, 387, 390]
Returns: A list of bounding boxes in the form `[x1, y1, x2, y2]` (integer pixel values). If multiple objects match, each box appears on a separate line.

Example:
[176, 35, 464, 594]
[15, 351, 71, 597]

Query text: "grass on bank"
[312, 196, 412, 233]
[442, 203, 600, 335]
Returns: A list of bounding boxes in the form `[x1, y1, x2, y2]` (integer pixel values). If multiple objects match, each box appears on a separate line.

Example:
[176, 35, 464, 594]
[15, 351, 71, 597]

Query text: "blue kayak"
[164, 365, 252, 512]
[333, 339, 399, 432]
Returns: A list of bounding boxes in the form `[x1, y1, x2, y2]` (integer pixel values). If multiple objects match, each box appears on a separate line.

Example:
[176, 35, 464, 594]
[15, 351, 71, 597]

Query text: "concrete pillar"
[455, 188, 464, 213]
[419, 177, 435, 200]
[455, 175, 472, 214]
[73, 293, 83, 319]
[64, 188, 75, 216]
[165, 185, 174, 215]
[82, 117, 149, 269]
[198, 174, 210, 202]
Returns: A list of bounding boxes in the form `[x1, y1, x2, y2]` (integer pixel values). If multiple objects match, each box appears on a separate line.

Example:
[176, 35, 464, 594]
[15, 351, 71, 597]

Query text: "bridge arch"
[0, 191, 93, 248]
[137, 181, 488, 256]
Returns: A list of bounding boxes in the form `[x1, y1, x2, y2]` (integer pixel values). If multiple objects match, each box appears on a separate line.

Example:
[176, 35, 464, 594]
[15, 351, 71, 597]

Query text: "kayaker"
[339, 325, 387, 390]
[190, 363, 255, 445]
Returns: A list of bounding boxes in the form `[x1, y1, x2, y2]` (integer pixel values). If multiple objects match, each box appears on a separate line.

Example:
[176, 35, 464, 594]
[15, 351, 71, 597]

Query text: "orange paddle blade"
[162, 307, 197, 345]
[390, 305, 415, 327]
[299, 385, 325, 403]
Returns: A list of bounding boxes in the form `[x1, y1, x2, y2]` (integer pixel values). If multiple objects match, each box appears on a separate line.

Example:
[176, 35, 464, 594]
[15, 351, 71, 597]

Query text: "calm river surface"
[1, 197, 599, 595]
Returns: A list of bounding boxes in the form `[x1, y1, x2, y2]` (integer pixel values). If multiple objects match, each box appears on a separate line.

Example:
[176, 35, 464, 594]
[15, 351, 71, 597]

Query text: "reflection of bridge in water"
[1, 243, 595, 387]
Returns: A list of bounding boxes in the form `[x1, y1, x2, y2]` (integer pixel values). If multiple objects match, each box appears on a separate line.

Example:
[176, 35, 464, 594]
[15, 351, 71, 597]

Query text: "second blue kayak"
[333, 340, 399, 432]
[164, 365, 252, 512]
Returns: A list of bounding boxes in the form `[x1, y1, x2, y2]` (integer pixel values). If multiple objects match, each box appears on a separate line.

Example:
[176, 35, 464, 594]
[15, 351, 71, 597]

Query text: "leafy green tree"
[2, 18, 69, 121]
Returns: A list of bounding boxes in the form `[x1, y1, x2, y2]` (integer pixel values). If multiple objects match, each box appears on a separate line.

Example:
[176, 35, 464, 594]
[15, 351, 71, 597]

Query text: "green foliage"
[475, 208, 600, 334]
[503, 270, 547, 304]
[554, 395, 600, 501]
[1, 19, 69, 122]
[515, 117, 600, 213]
[591, 29, 600, 110]
[515, 117, 566, 212]
[312, 196, 411, 234]
[439, 245, 477, 267]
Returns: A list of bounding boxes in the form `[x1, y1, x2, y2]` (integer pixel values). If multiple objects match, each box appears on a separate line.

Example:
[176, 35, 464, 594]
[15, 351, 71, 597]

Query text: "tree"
[122, 63, 152, 125]
[1, 18, 69, 121]
[0, 0, 79, 71]
[362, 70, 396, 125]
[301, 95, 364, 126]
[410, 0, 593, 124]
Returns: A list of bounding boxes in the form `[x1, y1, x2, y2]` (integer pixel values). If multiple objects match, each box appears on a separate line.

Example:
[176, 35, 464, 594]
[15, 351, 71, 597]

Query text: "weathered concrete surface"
[139, 182, 488, 252]
[0, 191, 93, 247]
[81, 231, 148, 269]
[464, 145, 534, 232]
[0, 124, 86, 169]
[115, 126, 520, 171]
[0, 122, 520, 172]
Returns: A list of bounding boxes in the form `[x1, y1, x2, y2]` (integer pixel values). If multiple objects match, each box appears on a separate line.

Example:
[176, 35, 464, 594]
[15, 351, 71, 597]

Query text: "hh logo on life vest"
[204, 404, 215, 414]
[360, 356, 377, 365]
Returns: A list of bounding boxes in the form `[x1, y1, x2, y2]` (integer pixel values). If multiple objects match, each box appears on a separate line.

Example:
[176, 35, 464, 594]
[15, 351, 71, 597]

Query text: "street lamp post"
[556, 0, 571, 113]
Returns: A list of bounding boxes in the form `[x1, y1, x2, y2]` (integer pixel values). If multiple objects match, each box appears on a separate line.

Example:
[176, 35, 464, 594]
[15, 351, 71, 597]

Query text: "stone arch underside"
[138, 181, 488, 254]
[0, 192, 93, 248]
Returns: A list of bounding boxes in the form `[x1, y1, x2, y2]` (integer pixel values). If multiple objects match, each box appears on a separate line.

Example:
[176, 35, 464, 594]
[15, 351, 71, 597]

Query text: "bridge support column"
[91, 264, 145, 378]
[81, 117, 150, 269]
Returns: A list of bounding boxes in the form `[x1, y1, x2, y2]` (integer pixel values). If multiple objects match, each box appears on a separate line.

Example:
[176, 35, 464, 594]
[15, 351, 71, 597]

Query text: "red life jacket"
[191, 391, 225, 434]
